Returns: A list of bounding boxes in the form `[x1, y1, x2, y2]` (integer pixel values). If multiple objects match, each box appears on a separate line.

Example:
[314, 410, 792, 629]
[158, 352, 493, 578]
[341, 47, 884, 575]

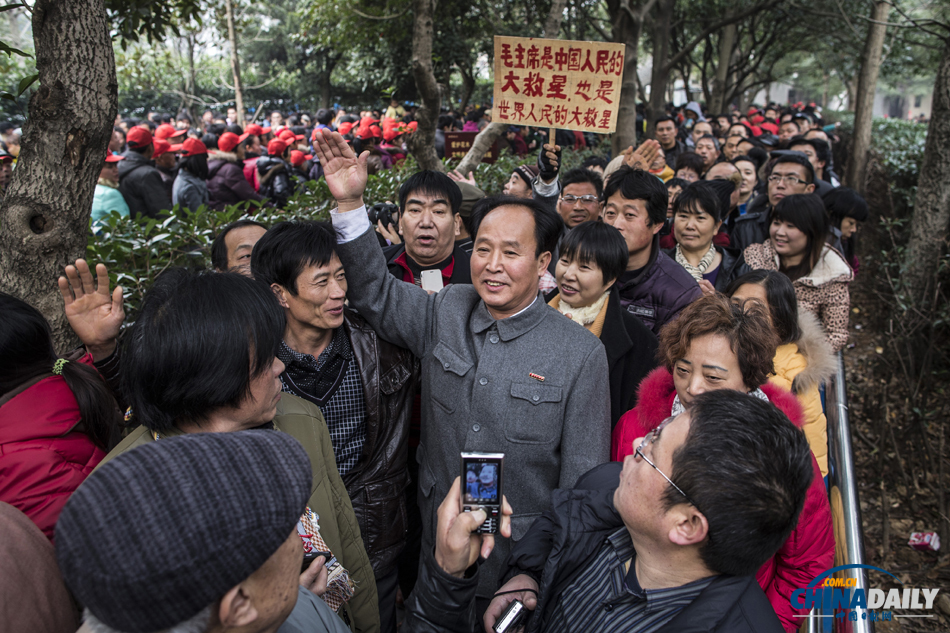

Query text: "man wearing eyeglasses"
[484, 390, 813, 633]
[729, 153, 816, 252]
[556, 168, 603, 229]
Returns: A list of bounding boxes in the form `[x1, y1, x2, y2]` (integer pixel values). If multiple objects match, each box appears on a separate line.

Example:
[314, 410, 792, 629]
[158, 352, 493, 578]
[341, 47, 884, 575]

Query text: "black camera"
[368, 202, 399, 231]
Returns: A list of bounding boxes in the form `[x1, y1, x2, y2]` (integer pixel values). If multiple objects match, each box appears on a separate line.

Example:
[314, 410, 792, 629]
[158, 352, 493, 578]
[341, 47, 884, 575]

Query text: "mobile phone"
[301, 550, 333, 573]
[460, 452, 504, 534]
[493, 599, 527, 633]
[421, 269, 444, 292]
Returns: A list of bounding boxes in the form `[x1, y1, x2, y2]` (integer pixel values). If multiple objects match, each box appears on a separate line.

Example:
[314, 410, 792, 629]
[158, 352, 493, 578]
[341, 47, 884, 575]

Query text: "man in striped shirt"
[485, 390, 815, 633]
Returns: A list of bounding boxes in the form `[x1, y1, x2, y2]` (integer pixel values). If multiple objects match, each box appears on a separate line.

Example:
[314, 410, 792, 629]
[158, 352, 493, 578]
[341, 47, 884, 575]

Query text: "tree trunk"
[224, 0, 244, 127]
[845, 0, 889, 194]
[544, 0, 569, 37]
[319, 54, 338, 110]
[458, 65, 475, 112]
[0, 0, 117, 352]
[646, 0, 674, 139]
[708, 21, 736, 114]
[612, 10, 644, 153]
[407, 0, 443, 171]
[902, 38, 950, 310]
[456, 122, 506, 175]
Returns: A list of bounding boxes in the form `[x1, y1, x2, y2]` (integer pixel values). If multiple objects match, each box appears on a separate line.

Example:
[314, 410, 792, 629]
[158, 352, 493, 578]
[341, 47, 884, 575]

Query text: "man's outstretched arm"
[312, 128, 437, 358]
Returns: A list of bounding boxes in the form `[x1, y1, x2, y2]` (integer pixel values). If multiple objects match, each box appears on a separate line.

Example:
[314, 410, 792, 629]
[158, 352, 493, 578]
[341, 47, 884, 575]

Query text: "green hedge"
[88, 147, 605, 317]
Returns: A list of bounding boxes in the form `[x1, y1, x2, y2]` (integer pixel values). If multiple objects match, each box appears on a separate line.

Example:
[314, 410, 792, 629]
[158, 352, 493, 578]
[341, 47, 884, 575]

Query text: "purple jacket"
[615, 236, 702, 335]
[207, 151, 263, 211]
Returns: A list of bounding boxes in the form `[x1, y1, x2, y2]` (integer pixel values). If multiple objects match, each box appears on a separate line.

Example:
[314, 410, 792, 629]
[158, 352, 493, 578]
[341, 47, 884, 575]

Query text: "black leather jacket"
[284, 310, 419, 576]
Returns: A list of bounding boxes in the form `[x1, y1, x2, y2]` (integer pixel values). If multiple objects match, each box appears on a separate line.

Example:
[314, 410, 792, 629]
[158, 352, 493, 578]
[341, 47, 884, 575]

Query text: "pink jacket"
[612, 367, 835, 631]
[0, 354, 106, 541]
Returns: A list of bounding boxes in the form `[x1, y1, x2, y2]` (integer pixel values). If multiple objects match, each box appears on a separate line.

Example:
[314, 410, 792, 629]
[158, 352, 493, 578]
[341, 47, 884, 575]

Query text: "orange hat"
[126, 127, 153, 149]
[218, 132, 250, 153]
[155, 124, 186, 141]
[152, 139, 173, 158]
[245, 124, 264, 136]
[267, 138, 289, 156]
[179, 137, 208, 157]
[290, 150, 312, 167]
[104, 154, 124, 163]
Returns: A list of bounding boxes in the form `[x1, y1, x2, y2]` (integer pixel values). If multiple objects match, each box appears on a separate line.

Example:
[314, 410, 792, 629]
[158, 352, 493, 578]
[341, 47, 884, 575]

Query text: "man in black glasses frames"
[487, 390, 815, 633]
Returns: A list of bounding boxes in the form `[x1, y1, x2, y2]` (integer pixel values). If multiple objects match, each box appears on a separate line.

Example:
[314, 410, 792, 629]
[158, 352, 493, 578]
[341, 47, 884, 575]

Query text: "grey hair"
[83, 606, 214, 633]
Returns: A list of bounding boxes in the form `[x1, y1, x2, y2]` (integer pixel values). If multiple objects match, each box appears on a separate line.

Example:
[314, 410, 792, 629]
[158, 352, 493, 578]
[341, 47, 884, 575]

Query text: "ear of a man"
[667, 507, 709, 547]
[218, 584, 259, 628]
[270, 283, 290, 309]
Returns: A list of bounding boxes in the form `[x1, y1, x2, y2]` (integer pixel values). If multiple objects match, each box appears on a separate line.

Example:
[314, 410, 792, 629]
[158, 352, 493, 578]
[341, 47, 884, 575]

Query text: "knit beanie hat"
[55, 430, 312, 633]
[513, 164, 540, 188]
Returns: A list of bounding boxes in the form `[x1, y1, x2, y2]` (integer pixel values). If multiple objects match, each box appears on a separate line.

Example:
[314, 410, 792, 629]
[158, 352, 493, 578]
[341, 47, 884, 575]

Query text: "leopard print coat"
[744, 240, 853, 352]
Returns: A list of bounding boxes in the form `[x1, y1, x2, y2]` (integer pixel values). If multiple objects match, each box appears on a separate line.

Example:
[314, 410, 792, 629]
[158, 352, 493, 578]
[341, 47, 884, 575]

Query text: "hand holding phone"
[460, 452, 504, 534]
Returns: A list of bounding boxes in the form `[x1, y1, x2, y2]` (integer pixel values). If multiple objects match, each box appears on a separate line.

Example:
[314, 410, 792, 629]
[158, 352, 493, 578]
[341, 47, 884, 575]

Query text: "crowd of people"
[0, 96, 868, 633]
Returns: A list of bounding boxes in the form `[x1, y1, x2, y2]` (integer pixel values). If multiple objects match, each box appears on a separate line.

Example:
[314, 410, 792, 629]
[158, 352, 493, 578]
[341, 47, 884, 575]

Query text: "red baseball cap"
[104, 154, 124, 163]
[245, 124, 264, 136]
[179, 137, 208, 157]
[218, 132, 251, 153]
[126, 127, 153, 149]
[290, 150, 312, 167]
[152, 139, 173, 158]
[279, 129, 305, 142]
[337, 122, 355, 136]
[155, 123, 186, 141]
[267, 138, 289, 156]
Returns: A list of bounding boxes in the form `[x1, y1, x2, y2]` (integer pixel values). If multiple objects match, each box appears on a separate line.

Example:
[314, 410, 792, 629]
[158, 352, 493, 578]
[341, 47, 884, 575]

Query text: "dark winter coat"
[118, 150, 171, 219]
[726, 193, 771, 252]
[615, 235, 703, 335]
[207, 151, 263, 211]
[502, 463, 786, 633]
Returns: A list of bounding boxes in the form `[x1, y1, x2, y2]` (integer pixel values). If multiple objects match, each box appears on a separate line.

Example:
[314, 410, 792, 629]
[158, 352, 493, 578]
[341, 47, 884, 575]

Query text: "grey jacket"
[118, 150, 172, 219]
[172, 169, 209, 212]
[335, 227, 611, 598]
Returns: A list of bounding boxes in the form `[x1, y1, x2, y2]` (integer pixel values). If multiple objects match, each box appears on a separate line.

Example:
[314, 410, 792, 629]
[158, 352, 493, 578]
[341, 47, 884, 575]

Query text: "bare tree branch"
[349, 5, 410, 20]
[666, 0, 781, 70]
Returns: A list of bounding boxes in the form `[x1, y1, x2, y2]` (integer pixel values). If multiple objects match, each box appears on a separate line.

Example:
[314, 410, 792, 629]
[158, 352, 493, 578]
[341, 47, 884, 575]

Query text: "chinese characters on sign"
[493, 36, 626, 134]
[444, 132, 498, 163]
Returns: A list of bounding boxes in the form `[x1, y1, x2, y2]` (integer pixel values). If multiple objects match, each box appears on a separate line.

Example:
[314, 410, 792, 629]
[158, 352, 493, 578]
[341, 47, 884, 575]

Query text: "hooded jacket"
[501, 463, 785, 633]
[611, 368, 835, 631]
[0, 353, 106, 541]
[744, 240, 853, 351]
[615, 235, 703, 335]
[118, 150, 172, 219]
[770, 312, 836, 476]
[207, 151, 263, 211]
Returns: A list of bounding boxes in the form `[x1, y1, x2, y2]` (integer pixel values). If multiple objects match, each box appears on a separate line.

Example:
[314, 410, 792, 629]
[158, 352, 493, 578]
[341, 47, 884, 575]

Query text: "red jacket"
[612, 367, 834, 632]
[0, 353, 106, 541]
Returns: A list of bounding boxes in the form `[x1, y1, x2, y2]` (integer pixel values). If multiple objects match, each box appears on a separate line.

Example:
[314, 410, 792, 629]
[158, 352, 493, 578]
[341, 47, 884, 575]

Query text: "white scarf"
[556, 291, 609, 326]
[675, 243, 717, 281]
[671, 387, 770, 417]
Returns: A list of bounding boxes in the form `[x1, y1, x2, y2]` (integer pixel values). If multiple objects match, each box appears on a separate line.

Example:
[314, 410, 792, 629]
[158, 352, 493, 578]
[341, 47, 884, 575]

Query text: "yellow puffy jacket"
[768, 312, 836, 476]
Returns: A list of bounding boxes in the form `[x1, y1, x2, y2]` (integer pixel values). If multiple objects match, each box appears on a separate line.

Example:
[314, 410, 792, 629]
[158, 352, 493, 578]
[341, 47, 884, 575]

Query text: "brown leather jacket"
[340, 310, 419, 575]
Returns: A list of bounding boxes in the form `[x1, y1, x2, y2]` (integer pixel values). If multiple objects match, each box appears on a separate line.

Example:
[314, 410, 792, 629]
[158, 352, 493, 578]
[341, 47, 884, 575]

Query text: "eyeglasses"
[768, 174, 809, 186]
[560, 194, 599, 205]
[635, 416, 700, 509]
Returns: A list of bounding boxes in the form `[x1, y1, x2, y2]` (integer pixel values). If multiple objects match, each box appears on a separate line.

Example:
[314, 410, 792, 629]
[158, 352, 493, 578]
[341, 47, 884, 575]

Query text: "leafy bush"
[869, 118, 927, 216]
[87, 147, 607, 317]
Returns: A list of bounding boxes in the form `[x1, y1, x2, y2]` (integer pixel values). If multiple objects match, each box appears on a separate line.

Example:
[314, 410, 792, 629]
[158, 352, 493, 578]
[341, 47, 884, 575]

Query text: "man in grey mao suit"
[313, 129, 611, 603]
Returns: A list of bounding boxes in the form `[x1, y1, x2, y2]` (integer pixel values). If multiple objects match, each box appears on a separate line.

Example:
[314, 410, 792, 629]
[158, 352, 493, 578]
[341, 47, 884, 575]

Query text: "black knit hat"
[55, 430, 312, 633]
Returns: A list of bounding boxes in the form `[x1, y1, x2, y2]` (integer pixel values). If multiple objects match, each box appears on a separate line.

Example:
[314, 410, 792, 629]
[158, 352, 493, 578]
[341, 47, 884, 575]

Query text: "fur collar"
[790, 311, 837, 394]
[796, 244, 852, 287]
[209, 150, 239, 164]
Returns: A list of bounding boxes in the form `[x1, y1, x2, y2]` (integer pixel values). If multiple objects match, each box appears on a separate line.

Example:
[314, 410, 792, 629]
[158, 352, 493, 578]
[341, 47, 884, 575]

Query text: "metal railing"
[807, 352, 873, 633]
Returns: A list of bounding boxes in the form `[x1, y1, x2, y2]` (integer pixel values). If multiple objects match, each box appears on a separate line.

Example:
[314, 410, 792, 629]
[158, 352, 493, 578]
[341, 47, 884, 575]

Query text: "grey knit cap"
[55, 430, 312, 633]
